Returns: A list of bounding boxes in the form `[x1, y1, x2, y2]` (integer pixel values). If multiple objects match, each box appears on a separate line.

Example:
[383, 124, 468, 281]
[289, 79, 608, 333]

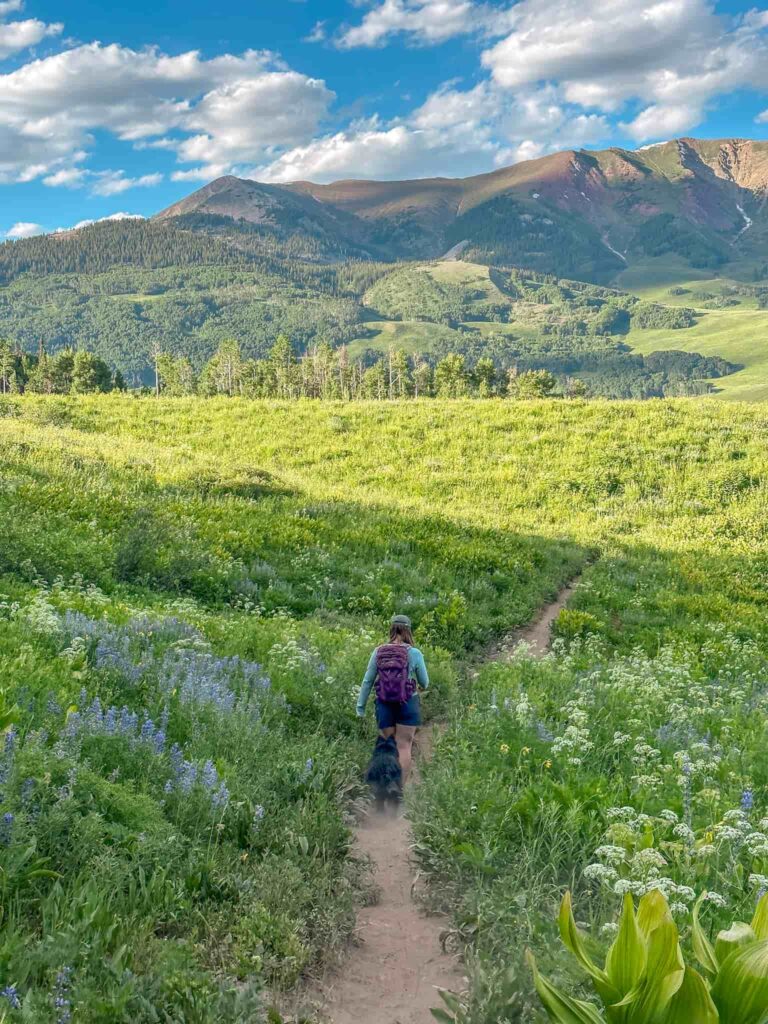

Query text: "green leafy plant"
[528, 889, 768, 1023]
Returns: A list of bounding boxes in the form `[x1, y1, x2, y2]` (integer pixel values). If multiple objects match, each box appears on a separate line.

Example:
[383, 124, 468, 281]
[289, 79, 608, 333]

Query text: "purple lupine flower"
[169, 743, 183, 772]
[0, 811, 14, 845]
[201, 760, 218, 791]
[536, 721, 554, 743]
[211, 781, 229, 809]
[252, 805, 265, 831]
[177, 761, 197, 794]
[104, 706, 117, 734]
[4, 728, 16, 756]
[742, 789, 755, 813]
[1, 984, 20, 1009]
[53, 966, 72, 1024]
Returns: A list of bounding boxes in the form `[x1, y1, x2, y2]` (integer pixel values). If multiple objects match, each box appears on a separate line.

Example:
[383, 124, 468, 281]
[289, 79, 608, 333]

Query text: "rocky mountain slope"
[155, 138, 768, 277]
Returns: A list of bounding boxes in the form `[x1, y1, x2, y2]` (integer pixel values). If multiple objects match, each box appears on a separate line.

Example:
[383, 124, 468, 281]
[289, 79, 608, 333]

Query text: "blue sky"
[2, 0, 768, 236]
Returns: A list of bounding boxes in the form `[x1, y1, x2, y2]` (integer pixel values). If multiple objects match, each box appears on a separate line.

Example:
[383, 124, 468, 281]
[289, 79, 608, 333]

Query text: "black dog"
[365, 736, 403, 811]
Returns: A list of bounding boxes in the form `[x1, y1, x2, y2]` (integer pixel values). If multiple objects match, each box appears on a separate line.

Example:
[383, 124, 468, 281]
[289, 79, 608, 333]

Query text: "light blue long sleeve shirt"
[356, 645, 429, 716]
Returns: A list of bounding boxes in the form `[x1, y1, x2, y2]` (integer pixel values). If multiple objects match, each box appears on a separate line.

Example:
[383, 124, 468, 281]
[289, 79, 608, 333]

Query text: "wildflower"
[201, 759, 218, 791]
[1, 984, 20, 1009]
[742, 789, 755, 812]
[252, 805, 265, 831]
[543, 759, 552, 769]
[54, 966, 72, 1024]
[0, 812, 14, 845]
[500, 744, 510, 754]
[704, 892, 727, 908]
[212, 781, 229, 810]
[521, 746, 530, 755]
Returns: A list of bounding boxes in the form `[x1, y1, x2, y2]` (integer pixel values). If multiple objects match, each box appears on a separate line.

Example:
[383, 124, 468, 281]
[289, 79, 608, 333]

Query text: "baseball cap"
[391, 614, 412, 627]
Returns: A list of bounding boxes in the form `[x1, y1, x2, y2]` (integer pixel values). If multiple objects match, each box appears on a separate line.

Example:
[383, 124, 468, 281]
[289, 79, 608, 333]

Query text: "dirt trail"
[312, 579, 578, 1024]
[489, 577, 581, 661]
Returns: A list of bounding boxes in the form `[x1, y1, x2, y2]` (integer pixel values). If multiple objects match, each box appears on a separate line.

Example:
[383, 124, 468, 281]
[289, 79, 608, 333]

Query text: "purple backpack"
[374, 644, 414, 703]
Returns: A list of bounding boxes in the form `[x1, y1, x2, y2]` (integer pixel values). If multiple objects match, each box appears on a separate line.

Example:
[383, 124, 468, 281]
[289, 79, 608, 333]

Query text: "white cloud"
[481, 0, 768, 140]
[0, 43, 334, 184]
[757, 109, 768, 123]
[177, 71, 332, 167]
[304, 20, 327, 42]
[258, 83, 609, 183]
[337, 0, 514, 47]
[56, 212, 145, 232]
[91, 171, 163, 196]
[6, 221, 43, 239]
[43, 167, 87, 187]
[0, 15, 61, 59]
[0, 1, 25, 15]
[622, 102, 703, 140]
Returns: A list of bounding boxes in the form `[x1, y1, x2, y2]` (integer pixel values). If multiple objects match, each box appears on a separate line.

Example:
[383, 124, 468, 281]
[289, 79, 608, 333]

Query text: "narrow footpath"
[312, 578, 580, 1024]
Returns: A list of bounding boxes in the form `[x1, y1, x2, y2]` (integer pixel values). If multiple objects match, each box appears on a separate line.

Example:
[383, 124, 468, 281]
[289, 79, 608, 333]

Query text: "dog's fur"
[365, 735, 403, 811]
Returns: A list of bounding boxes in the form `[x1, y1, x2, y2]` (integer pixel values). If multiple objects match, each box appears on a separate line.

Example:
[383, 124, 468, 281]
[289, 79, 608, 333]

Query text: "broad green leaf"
[559, 892, 620, 1004]
[431, 1010, 455, 1024]
[436, 990, 461, 1013]
[527, 951, 607, 1024]
[692, 895, 720, 978]
[752, 894, 768, 942]
[637, 889, 674, 940]
[712, 938, 768, 1024]
[715, 922, 756, 965]
[617, 921, 685, 1024]
[661, 966, 718, 1024]
[605, 894, 648, 998]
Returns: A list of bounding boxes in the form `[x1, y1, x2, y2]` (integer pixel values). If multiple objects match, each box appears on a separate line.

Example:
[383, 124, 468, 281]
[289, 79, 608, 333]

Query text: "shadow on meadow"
[0, 430, 592, 654]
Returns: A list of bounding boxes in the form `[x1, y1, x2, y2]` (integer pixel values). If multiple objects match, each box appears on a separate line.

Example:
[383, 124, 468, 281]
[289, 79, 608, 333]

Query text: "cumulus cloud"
[6, 221, 43, 239]
[482, 0, 768, 141]
[55, 212, 145, 232]
[0, 16, 61, 59]
[91, 171, 163, 196]
[0, 42, 333, 185]
[337, 0, 513, 47]
[258, 82, 609, 182]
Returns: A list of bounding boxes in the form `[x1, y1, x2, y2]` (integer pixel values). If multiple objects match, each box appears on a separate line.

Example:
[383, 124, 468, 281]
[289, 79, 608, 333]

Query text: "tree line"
[0, 340, 124, 395]
[153, 336, 575, 400]
[0, 336, 573, 399]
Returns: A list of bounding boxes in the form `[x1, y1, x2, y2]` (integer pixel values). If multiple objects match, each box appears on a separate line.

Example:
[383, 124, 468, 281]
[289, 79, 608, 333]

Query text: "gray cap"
[391, 614, 412, 627]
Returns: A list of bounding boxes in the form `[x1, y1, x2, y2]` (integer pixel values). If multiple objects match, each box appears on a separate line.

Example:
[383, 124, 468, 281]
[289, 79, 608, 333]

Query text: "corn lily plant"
[528, 888, 768, 1023]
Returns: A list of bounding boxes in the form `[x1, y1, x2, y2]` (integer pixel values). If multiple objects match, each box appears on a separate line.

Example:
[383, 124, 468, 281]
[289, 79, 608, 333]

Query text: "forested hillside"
[3, 137, 768, 399]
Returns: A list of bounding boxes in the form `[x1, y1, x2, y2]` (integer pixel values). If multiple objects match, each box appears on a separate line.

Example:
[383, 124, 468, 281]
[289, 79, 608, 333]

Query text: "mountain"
[155, 138, 768, 278]
[2, 137, 768, 397]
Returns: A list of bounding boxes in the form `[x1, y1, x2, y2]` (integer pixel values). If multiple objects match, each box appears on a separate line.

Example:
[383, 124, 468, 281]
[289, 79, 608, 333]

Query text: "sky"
[2, 0, 768, 237]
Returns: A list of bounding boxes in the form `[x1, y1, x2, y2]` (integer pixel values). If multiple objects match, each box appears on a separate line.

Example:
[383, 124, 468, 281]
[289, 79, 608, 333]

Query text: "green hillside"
[617, 262, 768, 400]
[3, 395, 768, 1019]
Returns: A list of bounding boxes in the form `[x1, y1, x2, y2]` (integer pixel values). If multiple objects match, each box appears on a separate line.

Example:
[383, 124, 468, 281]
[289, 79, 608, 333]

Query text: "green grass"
[3, 395, 768, 1021]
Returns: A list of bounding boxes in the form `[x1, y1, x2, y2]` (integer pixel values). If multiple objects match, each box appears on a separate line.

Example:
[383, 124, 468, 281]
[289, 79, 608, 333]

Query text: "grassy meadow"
[1, 394, 768, 1021]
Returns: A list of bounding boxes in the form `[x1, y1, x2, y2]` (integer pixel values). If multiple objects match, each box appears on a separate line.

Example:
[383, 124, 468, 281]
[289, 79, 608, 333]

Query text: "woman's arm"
[356, 650, 378, 716]
[412, 649, 429, 691]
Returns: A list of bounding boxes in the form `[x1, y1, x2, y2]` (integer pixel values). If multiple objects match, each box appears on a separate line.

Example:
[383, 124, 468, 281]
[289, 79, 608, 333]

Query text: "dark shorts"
[375, 694, 422, 730]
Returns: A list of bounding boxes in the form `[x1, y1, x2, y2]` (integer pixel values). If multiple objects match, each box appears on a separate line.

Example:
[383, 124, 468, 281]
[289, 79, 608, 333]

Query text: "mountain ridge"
[154, 136, 768, 273]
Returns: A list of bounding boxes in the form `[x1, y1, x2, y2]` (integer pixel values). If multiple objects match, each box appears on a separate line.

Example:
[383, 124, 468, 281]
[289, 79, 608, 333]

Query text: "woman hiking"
[356, 614, 429, 782]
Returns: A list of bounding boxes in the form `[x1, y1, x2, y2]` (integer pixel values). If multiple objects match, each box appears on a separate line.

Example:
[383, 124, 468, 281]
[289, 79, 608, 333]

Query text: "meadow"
[1, 394, 768, 1021]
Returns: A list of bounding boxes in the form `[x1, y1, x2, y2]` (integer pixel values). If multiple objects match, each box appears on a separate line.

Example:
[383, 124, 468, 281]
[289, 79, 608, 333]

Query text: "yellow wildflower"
[500, 743, 510, 754]
[544, 759, 553, 769]
[521, 747, 531, 755]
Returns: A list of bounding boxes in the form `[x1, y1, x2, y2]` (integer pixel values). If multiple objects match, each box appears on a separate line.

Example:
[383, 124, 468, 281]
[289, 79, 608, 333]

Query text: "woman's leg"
[394, 725, 417, 782]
